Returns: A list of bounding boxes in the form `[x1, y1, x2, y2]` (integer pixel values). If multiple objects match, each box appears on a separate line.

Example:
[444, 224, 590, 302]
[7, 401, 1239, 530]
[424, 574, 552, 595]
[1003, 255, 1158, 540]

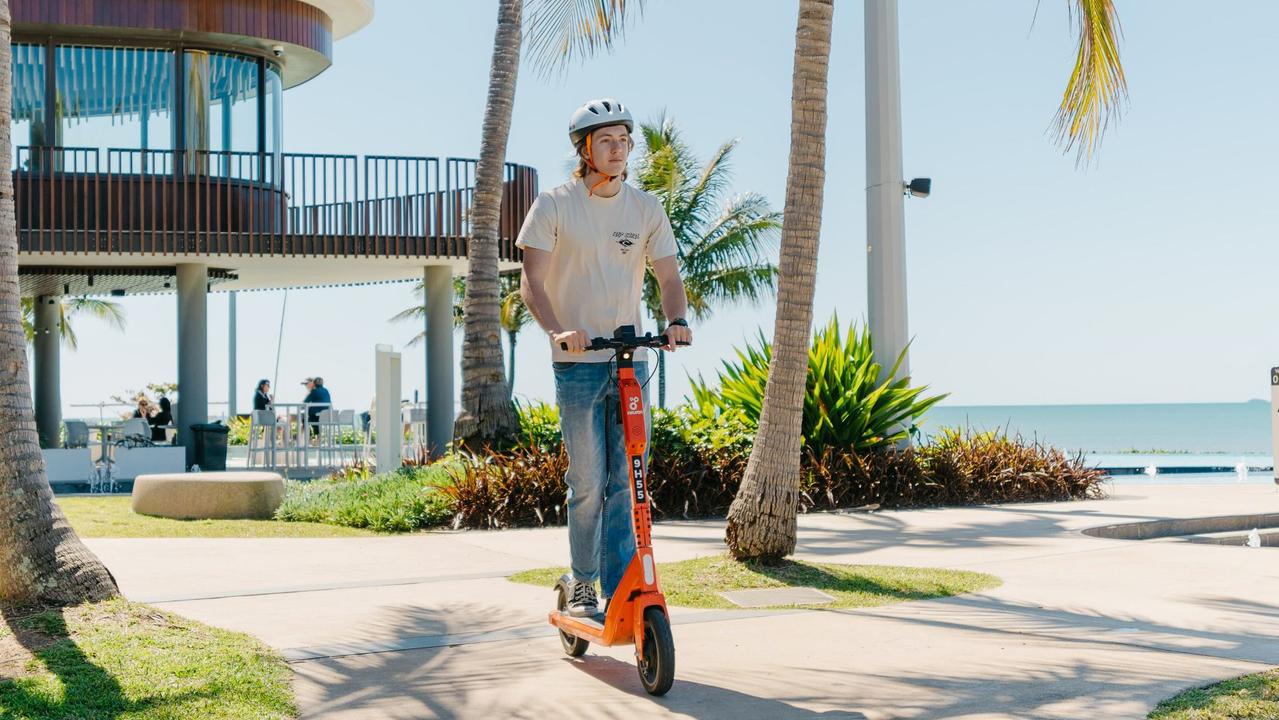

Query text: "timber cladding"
[11, 0, 333, 59]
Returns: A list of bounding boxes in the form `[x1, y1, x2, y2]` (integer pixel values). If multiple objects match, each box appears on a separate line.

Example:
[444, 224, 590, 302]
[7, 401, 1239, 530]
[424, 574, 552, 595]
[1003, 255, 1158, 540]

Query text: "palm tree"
[0, 0, 118, 604]
[389, 276, 466, 346]
[498, 276, 533, 389]
[453, 0, 524, 447]
[634, 116, 781, 408]
[724, 0, 833, 562]
[20, 297, 126, 349]
[454, 0, 645, 447]
[724, 0, 1127, 561]
[391, 274, 531, 389]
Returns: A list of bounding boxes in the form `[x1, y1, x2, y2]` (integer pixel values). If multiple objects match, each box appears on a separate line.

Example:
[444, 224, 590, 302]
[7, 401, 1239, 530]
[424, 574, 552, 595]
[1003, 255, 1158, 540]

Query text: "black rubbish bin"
[189, 422, 230, 471]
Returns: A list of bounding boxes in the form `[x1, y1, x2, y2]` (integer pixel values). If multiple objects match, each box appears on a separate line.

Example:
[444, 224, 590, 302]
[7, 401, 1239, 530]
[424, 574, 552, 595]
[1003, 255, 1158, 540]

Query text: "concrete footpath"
[85, 483, 1279, 719]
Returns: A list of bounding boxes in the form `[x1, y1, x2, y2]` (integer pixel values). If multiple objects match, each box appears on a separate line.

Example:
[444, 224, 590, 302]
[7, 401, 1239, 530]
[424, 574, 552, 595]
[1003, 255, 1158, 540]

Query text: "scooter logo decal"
[627, 396, 641, 414]
[632, 456, 646, 501]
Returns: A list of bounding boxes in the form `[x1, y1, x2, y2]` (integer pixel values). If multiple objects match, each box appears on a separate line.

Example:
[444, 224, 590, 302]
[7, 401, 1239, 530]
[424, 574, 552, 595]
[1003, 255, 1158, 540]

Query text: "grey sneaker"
[568, 580, 598, 617]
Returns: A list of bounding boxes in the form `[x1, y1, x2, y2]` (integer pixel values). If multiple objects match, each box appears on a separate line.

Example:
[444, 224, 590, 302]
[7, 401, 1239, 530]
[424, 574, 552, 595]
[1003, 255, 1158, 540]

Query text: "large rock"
[131, 471, 285, 520]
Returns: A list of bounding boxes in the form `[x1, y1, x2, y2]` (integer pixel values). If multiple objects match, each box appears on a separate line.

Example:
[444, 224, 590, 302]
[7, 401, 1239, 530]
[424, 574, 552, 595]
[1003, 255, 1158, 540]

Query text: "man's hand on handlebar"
[663, 323, 692, 352]
[553, 329, 590, 353]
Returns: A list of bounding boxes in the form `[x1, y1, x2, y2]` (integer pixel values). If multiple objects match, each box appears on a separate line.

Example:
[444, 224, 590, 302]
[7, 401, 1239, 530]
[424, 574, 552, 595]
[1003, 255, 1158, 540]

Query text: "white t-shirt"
[516, 178, 677, 363]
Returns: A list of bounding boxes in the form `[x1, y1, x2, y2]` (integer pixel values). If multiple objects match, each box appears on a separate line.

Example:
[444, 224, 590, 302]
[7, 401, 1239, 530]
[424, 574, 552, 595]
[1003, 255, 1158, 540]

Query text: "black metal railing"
[13, 146, 537, 259]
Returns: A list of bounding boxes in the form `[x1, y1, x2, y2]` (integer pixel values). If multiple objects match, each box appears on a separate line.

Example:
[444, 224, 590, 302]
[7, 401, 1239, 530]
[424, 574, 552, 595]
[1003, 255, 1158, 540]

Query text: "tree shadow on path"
[565, 655, 868, 719]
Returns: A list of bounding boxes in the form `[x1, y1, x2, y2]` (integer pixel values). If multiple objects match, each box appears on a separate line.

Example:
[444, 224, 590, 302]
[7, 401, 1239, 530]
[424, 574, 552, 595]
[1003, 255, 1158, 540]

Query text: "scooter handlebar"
[559, 335, 691, 352]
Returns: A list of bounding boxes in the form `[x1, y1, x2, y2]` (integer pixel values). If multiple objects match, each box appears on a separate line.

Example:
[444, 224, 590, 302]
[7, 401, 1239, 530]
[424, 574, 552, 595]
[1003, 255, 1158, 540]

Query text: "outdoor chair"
[402, 406, 427, 459]
[247, 410, 278, 468]
[120, 417, 151, 441]
[313, 409, 344, 466]
[64, 420, 90, 449]
[335, 409, 361, 463]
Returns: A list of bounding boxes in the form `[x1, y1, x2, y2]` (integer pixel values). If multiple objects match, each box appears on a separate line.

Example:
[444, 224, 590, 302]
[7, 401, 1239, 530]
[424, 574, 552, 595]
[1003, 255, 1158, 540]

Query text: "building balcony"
[15, 146, 537, 294]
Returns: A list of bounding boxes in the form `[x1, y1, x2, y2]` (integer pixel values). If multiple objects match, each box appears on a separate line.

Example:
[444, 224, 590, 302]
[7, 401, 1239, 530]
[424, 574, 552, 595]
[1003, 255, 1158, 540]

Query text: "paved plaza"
[86, 483, 1279, 719]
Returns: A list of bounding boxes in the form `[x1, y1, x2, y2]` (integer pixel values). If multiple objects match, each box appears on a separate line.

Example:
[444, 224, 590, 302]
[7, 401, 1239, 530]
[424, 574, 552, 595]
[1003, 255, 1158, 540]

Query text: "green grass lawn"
[509, 554, 1000, 610]
[56, 496, 380, 538]
[0, 598, 295, 719]
[1149, 670, 1279, 719]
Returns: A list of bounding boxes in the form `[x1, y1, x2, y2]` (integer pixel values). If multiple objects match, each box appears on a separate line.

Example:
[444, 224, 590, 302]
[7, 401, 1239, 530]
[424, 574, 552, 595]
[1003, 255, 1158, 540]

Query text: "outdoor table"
[270, 403, 304, 466]
[272, 403, 329, 467]
[86, 422, 123, 492]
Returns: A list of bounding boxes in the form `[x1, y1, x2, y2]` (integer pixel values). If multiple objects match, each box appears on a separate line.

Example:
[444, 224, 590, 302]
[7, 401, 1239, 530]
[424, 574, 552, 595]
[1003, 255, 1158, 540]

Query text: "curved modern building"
[14, 0, 535, 462]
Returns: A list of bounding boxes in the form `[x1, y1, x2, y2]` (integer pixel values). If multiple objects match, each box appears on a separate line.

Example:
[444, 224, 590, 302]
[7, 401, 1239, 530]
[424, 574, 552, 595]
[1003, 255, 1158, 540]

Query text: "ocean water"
[919, 400, 1271, 455]
[919, 401, 1276, 483]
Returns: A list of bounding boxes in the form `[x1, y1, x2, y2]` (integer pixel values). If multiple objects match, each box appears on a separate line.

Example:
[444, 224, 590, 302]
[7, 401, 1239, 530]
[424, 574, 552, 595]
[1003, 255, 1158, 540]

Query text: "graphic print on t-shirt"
[613, 230, 641, 254]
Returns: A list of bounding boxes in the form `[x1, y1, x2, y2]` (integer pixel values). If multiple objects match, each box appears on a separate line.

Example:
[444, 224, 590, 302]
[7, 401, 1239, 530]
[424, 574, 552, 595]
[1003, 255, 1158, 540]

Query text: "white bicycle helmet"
[568, 98, 634, 146]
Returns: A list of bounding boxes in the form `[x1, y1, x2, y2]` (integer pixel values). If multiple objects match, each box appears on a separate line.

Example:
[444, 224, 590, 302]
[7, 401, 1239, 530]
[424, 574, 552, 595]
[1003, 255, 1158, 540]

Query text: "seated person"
[302, 377, 332, 435]
[253, 379, 274, 413]
[132, 395, 154, 422]
[148, 397, 174, 443]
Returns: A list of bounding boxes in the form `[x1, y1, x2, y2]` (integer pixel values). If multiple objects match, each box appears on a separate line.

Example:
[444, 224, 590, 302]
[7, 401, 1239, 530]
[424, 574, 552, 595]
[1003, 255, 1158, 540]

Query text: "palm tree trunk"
[507, 330, 517, 390]
[725, 0, 832, 561]
[0, 1, 118, 604]
[652, 309, 666, 409]
[454, 0, 521, 447]
[657, 353, 666, 409]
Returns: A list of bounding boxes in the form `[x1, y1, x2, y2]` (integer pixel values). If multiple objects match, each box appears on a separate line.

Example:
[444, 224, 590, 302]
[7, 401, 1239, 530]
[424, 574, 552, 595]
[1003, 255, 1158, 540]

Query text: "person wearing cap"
[301, 376, 332, 430]
[517, 98, 693, 617]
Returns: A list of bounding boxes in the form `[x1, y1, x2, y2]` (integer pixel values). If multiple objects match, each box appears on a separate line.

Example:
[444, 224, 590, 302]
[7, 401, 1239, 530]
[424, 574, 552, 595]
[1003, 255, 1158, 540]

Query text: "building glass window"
[264, 61, 283, 179]
[54, 45, 175, 152]
[184, 50, 260, 176]
[10, 43, 44, 169]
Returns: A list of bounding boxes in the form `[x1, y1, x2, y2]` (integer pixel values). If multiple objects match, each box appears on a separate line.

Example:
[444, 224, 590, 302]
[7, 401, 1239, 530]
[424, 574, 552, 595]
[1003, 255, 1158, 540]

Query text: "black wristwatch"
[667, 318, 688, 328]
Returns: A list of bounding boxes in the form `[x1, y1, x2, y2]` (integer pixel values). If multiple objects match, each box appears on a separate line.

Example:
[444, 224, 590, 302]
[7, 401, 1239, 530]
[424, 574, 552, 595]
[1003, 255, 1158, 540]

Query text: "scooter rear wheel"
[555, 586, 589, 657]
[638, 606, 675, 695]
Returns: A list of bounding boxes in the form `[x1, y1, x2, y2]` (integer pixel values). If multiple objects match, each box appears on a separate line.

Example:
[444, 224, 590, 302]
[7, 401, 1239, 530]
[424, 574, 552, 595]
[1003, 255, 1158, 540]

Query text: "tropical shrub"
[226, 415, 251, 446]
[916, 427, 1106, 504]
[274, 466, 453, 532]
[516, 398, 561, 451]
[690, 316, 946, 453]
[440, 444, 570, 529]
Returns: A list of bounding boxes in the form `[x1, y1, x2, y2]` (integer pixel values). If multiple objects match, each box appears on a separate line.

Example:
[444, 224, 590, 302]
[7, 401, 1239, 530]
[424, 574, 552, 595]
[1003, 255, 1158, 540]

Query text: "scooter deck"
[553, 609, 605, 628]
[550, 609, 633, 646]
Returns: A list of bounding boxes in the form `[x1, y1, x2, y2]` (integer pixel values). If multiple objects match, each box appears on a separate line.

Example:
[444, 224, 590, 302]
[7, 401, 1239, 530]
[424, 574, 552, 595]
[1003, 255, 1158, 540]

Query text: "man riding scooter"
[517, 98, 693, 617]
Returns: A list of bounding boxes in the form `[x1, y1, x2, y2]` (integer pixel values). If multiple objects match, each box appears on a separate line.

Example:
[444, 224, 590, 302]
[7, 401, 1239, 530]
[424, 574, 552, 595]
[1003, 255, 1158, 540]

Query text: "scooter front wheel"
[555, 585, 589, 657]
[638, 606, 675, 695]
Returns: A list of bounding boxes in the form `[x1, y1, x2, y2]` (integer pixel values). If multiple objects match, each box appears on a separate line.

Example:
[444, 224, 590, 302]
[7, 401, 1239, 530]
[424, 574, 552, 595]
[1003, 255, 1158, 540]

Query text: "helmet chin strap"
[584, 135, 620, 197]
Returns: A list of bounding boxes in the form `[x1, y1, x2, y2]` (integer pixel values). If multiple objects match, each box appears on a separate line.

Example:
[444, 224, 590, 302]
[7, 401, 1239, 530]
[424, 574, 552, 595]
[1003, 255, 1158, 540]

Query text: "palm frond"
[524, 0, 646, 78]
[19, 298, 35, 343]
[500, 286, 533, 334]
[676, 139, 737, 240]
[684, 265, 778, 319]
[64, 298, 127, 331]
[1050, 0, 1127, 165]
[634, 116, 780, 329]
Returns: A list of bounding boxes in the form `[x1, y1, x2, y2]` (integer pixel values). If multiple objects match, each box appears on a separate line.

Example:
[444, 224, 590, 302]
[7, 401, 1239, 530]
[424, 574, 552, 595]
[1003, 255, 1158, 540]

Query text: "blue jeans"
[554, 360, 649, 598]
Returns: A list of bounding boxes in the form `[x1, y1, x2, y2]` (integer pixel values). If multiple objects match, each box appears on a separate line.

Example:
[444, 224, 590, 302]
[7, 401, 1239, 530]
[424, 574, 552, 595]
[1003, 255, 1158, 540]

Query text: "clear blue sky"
[49, 0, 1279, 419]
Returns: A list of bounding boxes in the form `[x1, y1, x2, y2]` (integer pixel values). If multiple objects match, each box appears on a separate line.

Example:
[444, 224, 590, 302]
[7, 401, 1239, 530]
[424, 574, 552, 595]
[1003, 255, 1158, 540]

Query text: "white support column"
[866, 0, 910, 381]
[375, 344, 402, 471]
[177, 264, 209, 467]
[33, 295, 62, 448]
[228, 291, 238, 417]
[424, 265, 454, 456]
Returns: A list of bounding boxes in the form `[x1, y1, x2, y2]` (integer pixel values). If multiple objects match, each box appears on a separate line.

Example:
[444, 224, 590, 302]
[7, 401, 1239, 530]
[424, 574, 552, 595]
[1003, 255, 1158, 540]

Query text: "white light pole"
[865, 0, 910, 382]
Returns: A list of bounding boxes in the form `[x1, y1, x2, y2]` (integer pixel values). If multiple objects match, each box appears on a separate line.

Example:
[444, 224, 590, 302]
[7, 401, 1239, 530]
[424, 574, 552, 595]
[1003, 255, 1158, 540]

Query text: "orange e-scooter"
[550, 324, 684, 696]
